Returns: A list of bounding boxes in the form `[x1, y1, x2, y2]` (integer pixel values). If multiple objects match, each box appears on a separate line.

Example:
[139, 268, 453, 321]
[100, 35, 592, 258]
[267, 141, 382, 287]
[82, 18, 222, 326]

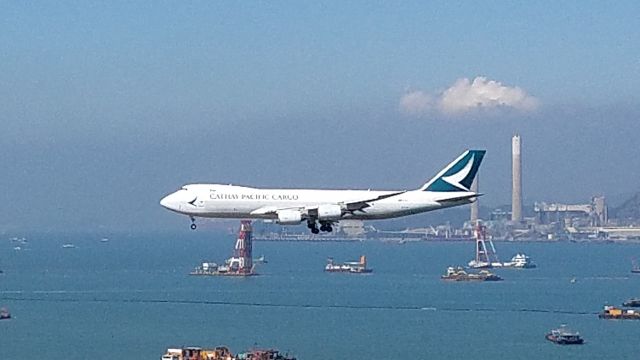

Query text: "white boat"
[62, 244, 76, 249]
[503, 253, 536, 268]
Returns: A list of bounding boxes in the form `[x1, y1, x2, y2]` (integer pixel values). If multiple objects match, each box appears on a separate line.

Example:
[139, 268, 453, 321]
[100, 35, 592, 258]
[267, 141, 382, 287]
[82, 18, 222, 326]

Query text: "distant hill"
[611, 192, 640, 223]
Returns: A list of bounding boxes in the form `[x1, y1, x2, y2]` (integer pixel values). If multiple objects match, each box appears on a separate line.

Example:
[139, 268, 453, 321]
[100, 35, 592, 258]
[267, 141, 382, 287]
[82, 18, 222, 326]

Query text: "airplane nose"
[160, 189, 197, 211]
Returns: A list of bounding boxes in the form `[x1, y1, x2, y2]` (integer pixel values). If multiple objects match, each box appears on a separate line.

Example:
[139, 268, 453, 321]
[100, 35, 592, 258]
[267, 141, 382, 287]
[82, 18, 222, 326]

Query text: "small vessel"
[570, 277, 577, 284]
[599, 305, 640, 320]
[623, 298, 640, 307]
[545, 325, 584, 345]
[254, 255, 267, 264]
[100, 238, 109, 243]
[62, 244, 76, 249]
[632, 258, 640, 273]
[503, 253, 536, 268]
[13, 246, 21, 251]
[162, 346, 233, 360]
[325, 255, 372, 273]
[0, 307, 11, 320]
[237, 348, 297, 360]
[441, 266, 502, 281]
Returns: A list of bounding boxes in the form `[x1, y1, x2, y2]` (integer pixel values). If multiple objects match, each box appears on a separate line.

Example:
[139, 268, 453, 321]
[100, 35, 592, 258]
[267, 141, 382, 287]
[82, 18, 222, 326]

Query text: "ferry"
[325, 255, 372, 274]
[545, 326, 584, 345]
[441, 266, 502, 282]
[0, 307, 11, 320]
[503, 253, 536, 268]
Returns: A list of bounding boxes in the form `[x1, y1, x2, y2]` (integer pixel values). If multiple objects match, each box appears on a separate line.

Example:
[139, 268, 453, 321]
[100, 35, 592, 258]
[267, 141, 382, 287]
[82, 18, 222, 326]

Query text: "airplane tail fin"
[420, 150, 486, 192]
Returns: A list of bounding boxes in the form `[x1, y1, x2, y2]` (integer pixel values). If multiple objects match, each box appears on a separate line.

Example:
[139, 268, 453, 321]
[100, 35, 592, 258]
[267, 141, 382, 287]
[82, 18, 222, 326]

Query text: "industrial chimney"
[512, 134, 522, 222]
[470, 176, 479, 225]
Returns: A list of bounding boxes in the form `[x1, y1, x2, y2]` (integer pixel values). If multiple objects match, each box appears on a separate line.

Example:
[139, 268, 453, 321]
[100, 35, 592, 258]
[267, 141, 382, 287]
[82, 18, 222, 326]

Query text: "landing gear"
[307, 220, 320, 234]
[190, 217, 197, 230]
[307, 219, 333, 233]
[319, 221, 333, 233]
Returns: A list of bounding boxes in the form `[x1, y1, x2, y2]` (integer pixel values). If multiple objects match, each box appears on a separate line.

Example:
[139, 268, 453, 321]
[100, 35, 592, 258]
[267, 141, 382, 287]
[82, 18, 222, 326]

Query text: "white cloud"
[400, 76, 539, 116]
[398, 90, 433, 115]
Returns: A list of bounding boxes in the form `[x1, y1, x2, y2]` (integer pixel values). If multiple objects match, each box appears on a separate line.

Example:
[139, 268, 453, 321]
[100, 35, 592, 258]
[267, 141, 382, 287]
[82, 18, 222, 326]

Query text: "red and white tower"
[232, 220, 253, 275]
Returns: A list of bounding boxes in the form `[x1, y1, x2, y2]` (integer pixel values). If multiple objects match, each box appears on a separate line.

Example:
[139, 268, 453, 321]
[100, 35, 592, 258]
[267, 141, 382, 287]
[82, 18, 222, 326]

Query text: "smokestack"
[512, 134, 522, 222]
[470, 176, 479, 225]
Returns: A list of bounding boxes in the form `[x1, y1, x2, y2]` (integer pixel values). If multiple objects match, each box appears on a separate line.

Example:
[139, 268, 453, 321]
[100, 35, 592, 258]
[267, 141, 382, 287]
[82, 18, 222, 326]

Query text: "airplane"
[160, 149, 485, 234]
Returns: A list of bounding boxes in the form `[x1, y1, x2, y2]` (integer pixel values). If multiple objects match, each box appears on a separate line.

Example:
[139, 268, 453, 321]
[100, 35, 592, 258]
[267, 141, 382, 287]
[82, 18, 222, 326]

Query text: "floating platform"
[599, 305, 640, 320]
[441, 266, 502, 281]
[190, 221, 257, 277]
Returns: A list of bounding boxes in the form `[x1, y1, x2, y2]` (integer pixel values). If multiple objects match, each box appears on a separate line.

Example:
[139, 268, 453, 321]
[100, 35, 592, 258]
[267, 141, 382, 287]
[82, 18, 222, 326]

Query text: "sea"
[1, 232, 640, 360]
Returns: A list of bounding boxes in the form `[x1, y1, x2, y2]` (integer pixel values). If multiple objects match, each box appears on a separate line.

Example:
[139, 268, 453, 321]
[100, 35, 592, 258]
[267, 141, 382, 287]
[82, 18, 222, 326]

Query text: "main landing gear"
[190, 217, 197, 230]
[307, 220, 333, 234]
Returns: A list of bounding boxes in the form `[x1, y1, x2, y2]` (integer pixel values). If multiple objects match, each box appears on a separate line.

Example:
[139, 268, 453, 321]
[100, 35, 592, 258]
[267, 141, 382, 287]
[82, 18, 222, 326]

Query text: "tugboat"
[441, 266, 502, 281]
[545, 325, 584, 345]
[623, 298, 640, 307]
[0, 307, 11, 320]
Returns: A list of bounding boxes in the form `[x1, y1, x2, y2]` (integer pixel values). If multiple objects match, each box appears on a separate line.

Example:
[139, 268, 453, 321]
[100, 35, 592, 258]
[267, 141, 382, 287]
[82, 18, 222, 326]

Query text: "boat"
[545, 325, 584, 345]
[623, 298, 640, 307]
[100, 238, 109, 243]
[503, 253, 537, 268]
[599, 305, 640, 320]
[161, 346, 295, 360]
[632, 258, 640, 273]
[325, 255, 372, 273]
[161, 346, 233, 360]
[441, 266, 502, 281]
[62, 244, 76, 249]
[254, 255, 268, 264]
[237, 348, 296, 360]
[0, 307, 11, 320]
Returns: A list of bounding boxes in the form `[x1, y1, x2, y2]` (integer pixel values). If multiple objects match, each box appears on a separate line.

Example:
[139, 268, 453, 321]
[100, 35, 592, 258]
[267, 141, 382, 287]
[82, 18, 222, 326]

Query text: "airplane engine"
[276, 210, 303, 225]
[317, 204, 342, 220]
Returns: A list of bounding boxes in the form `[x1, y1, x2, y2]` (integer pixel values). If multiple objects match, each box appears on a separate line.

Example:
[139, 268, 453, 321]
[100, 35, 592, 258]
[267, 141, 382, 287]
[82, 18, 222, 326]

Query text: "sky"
[1, 1, 639, 232]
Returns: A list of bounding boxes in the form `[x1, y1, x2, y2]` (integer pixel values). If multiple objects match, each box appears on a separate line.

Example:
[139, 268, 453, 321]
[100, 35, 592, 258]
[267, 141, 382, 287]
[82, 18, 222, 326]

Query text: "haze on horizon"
[1, 2, 639, 232]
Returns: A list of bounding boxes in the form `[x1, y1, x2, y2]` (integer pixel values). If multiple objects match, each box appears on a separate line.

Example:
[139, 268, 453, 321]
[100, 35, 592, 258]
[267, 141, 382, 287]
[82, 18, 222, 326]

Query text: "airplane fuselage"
[161, 184, 474, 220]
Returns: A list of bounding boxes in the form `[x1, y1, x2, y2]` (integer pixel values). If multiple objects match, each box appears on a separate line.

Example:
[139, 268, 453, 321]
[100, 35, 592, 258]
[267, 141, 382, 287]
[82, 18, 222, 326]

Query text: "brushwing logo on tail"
[424, 150, 485, 192]
[441, 154, 475, 191]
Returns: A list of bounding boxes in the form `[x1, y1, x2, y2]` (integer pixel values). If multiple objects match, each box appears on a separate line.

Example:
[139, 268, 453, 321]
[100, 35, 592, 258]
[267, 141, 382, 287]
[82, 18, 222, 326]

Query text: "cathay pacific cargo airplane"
[160, 150, 485, 233]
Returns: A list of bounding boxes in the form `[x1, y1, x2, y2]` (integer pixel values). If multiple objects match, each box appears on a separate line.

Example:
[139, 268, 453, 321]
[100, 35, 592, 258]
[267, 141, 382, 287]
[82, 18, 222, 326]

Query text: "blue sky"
[1, 2, 639, 231]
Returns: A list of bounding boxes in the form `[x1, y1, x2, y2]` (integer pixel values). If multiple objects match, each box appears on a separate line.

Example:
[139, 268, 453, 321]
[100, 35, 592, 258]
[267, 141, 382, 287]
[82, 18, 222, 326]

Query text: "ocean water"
[1, 232, 640, 359]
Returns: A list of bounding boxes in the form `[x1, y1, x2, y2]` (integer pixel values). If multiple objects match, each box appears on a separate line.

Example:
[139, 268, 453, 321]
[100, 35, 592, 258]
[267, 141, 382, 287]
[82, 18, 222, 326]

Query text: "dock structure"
[190, 220, 256, 276]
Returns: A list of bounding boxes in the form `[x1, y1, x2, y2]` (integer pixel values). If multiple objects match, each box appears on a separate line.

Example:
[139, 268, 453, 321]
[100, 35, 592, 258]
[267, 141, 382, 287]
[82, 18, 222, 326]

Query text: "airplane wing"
[249, 191, 406, 217]
[341, 191, 406, 212]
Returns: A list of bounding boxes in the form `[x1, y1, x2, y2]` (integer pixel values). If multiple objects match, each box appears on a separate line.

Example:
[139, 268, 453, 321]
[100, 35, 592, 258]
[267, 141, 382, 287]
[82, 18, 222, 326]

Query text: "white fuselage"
[160, 183, 475, 221]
